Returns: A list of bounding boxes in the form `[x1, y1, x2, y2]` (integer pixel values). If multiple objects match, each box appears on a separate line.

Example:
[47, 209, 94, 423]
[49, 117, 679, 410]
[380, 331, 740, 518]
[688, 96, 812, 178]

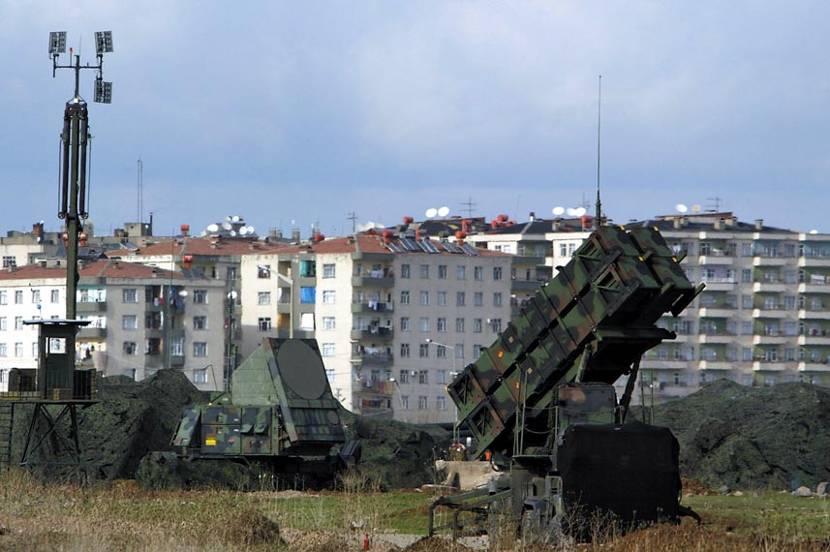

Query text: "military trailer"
[428, 226, 703, 543]
[173, 338, 358, 482]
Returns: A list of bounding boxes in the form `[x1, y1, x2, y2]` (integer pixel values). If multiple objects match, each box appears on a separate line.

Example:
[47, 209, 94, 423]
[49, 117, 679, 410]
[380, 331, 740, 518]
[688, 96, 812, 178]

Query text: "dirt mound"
[401, 537, 474, 552]
[342, 412, 451, 489]
[650, 379, 830, 490]
[10, 370, 206, 482]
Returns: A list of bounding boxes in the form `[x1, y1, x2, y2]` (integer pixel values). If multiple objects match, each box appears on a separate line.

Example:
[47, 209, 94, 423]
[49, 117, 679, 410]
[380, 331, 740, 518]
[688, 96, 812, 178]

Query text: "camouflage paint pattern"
[447, 227, 701, 459]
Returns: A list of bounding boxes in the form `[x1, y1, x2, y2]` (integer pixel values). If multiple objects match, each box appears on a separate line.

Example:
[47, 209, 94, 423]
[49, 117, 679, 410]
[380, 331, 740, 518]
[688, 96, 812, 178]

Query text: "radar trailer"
[428, 226, 704, 544]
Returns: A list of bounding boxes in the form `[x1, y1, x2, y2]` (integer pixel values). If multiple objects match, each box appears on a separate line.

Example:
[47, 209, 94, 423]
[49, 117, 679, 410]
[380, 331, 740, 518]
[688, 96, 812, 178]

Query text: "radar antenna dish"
[222, 221, 232, 231]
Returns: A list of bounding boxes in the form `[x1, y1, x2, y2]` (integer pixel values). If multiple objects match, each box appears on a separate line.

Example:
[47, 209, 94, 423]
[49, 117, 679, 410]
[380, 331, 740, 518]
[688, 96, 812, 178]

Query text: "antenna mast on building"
[595, 75, 603, 229]
[460, 196, 476, 218]
[347, 211, 358, 234]
[137, 157, 143, 223]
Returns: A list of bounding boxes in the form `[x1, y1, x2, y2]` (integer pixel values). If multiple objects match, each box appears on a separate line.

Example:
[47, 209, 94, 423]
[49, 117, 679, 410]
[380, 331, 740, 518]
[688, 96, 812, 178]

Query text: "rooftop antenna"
[705, 196, 722, 212]
[460, 196, 476, 218]
[136, 157, 143, 223]
[595, 74, 603, 229]
[347, 211, 358, 234]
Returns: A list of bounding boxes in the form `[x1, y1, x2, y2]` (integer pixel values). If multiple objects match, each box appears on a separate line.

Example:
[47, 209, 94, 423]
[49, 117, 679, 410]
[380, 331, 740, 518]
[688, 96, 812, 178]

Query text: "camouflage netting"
[645, 379, 830, 490]
[10, 370, 206, 482]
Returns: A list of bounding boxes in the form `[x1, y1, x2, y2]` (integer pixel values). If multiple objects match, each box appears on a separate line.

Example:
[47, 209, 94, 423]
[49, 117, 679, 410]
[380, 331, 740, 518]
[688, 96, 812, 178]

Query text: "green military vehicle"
[173, 338, 359, 483]
[429, 226, 703, 543]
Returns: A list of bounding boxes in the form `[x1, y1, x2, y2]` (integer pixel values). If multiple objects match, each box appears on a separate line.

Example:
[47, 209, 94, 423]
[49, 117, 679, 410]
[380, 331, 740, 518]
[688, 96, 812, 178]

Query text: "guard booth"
[0, 320, 97, 474]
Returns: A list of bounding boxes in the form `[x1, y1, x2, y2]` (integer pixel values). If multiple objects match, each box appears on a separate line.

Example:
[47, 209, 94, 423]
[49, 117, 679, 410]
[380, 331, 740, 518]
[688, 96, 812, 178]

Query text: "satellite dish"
[691, 204, 702, 213]
[574, 207, 587, 217]
[566, 208, 578, 217]
[199, 230, 207, 237]
[675, 203, 688, 214]
[810, 229, 819, 235]
[207, 223, 219, 233]
[552, 206, 565, 216]
[247, 226, 255, 234]
[231, 215, 241, 223]
[239, 227, 249, 236]
[425, 208, 438, 218]
[437, 206, 450, 217]
[222, 221, 232, 231]
[225, 216, 232, 221]
[230, 230, 237, 237]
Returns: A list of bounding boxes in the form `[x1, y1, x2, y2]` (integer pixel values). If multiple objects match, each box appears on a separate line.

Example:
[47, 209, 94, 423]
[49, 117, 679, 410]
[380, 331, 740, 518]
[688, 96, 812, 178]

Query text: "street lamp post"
[425, 338, 460, 444]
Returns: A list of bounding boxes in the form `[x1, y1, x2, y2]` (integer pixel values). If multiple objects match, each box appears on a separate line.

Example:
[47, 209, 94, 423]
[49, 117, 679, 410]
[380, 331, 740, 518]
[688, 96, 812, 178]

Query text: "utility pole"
[50, 31, 113, 319]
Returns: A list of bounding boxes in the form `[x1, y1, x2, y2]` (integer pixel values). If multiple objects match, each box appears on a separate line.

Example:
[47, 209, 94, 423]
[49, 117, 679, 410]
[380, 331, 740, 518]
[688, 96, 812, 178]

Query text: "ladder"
[0, 403, 13, 474]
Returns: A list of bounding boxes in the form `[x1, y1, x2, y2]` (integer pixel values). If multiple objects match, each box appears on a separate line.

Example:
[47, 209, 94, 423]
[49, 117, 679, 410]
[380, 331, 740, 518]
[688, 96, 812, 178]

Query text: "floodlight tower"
[49, 31, 113, 319]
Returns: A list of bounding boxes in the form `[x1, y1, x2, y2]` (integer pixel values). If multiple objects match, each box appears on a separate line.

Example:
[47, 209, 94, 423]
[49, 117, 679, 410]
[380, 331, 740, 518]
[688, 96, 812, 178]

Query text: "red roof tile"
[127, 237, 287, 257]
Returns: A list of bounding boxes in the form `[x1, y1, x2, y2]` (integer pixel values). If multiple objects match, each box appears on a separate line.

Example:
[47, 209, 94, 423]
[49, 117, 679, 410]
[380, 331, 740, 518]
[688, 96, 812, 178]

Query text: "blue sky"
[1, 1, 828, 237]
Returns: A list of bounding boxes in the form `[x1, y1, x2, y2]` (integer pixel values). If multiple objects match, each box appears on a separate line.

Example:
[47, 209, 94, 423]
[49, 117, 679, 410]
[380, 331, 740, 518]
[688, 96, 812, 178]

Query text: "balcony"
[753, 281, 789, 293]
[798, 283, 830, 294]
[699, 278, 737, 291]
[799, 256, 830, 268]
[798, 333, 830, 346]
[78, 326, 107, 339]
[698, 254, 734, 265]
[77, 301, 107, 313]
[640, 359, 691, 370]
[353, 268, 394, 288]
[697, 306, 736, 318]
[798, 361, 830, 372]
[170, 353, 185, 367]
[277, 302, 292, 314]
[353, 351, 394, 367]
[351, 327, 394, 341]
[697, 360, 733, 370]
[751, 307, 790, 319]
[511, 279, 545, 292]
[752, 256, 792, 267]
[752, 333, 793, 345]
[752, 361, 791, 371]
[352, 301, 395, 314]
[698, 333, 736, 344]
[274, 329, 314, 339]
[798, 308, 830, 320]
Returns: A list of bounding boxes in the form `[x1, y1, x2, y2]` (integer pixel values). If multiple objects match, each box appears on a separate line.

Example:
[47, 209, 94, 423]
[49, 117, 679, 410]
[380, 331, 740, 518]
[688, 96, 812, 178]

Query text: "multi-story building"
[0, 260, 225, 391]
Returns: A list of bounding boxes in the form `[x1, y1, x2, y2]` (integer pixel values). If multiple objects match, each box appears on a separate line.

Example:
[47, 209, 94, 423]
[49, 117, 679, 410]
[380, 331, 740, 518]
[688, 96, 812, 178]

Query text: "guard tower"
[0, 320, 96, 473]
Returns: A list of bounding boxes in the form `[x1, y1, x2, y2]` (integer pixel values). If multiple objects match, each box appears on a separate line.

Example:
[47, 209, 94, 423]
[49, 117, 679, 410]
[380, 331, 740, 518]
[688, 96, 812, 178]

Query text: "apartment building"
[0, 260, 225, 392]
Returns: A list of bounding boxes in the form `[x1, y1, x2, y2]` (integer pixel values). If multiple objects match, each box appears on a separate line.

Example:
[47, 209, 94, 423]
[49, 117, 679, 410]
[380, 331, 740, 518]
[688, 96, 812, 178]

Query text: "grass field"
[0, 470, 828, 551]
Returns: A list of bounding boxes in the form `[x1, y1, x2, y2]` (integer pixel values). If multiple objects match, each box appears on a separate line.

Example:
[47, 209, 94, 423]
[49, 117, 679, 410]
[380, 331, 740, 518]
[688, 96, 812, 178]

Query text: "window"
[14, 317, 23, 331]
[193, 369, 208, 384]
[2, 256, 15, 268]
[473, 344, 484, 357]
[299, 260, 316, 277]
[257, 265, 271, 278]
[474, 266, 484, 281]
[455, 344, 464, 359]
[193, 316, 208, 330]
[14, 290, 23, 304]
[420, 291, 430, 306]
[419, 343, 429, 358]
[193, 289, 208, 304]
[455, 318, 465, 333]
[493, 292, 503, 307]
[0, 344, 8, 357]
[418, 396, 428, 410]
[30, 289, 40, 304]
[436, 370, 447, 384]
[741, 269, 752, 283]
[400, 395, 409, 409]
[399, 369, 410, 384]
[299, 286, 316, 304]
[122, 288, 137, 303]
[193, 342, 208, 357]
[171, 337, 184, 357]
[437, 291, 447, 306]
[419, 317, 429, 332]
[741, 295, 752, 309]
[257, 291, 271, 305]
[490, 319, 502, 333]
[420, 264, 429, 279]
[456, 291, 466, 306]
[227, 266, 238, 281]
[437, 317, 447, 332]
[438, 265, 447, 279]
[473, 318, 483, 333]
[122, 315, 137, 330]
[456, 265, 466, 280]
[474, 292, 483, 307]
[322, 264, 336, 278]
[321, 343, 336, 357]
[0, 318, 6, 331]
[258, 317, 272, 331]
[322, 290, 336, 304]
[400, 317, 410, 331]
[418, 370, 429, 384]
[493, 266, 503, 280]
[400, 291, 410, 305]
[322, 316, 336, 330]
[0, 291, 6, 305]
[401, 264, 410, 278]
[14, 342, 23, 357]
[559, 243, 568, 257]
[400, 343, 410, 358]
[436, 396, 447, 410]
[436, 345, 447, 358]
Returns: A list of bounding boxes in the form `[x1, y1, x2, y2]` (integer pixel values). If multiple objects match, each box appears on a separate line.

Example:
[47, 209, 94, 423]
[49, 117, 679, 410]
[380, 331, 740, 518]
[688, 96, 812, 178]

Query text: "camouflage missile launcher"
[429, 226, 703, 542]
[173, 338, 358, 481]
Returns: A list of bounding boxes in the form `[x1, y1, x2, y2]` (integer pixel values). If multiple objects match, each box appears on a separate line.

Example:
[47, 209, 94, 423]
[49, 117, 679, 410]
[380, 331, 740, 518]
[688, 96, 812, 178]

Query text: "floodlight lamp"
[49, 31, 67, 55]
[95, 31, 113, 54]
[94, 80, 112, 104]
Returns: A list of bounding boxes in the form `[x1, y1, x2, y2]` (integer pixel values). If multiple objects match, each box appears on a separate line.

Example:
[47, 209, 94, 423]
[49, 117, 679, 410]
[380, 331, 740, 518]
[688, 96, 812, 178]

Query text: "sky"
[1, 1, 829, 238]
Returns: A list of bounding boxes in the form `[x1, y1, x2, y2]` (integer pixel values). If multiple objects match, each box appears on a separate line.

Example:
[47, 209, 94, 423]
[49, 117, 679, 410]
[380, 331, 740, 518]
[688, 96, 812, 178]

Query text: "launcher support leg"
[619, 360, 641, 423]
